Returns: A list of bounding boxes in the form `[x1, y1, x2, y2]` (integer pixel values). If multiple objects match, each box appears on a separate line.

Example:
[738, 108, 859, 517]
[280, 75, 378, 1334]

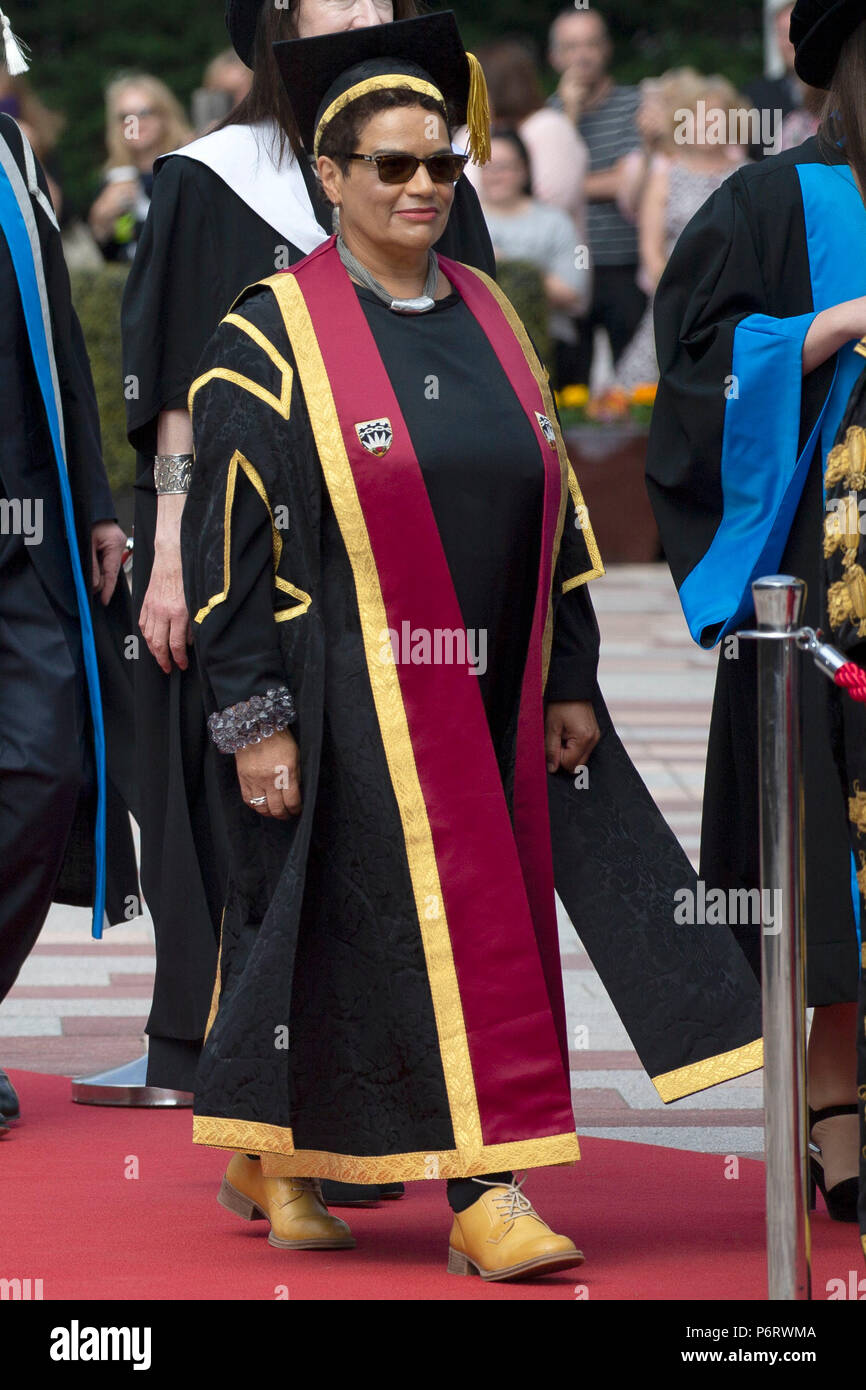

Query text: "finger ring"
[248, 796, 268, 806]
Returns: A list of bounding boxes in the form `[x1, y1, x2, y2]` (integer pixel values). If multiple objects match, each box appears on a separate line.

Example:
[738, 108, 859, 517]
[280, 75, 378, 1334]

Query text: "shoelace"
[293, 1177, 321, 1195]
[472, 1174, 537, 1224]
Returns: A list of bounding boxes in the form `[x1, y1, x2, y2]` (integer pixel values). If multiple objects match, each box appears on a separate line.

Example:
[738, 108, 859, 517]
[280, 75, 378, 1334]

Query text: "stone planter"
[564, 424, 661, 565]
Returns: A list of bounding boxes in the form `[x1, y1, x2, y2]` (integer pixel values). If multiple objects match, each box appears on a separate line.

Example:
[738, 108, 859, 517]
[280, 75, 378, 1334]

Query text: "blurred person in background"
[0, 70, 63, 213]
[478, 128, 588, 386]
[616, 74, 671, 226]
[463, 40, 588, 241]
[89, 74, 191, 263]
[192, 48, 254, 132]
[616, 72, 745, 390]
[744, 0, 800, 159]
[547, 5, 643, 385]
[204, 48, 253, 109]
[780, 79, 823, 148]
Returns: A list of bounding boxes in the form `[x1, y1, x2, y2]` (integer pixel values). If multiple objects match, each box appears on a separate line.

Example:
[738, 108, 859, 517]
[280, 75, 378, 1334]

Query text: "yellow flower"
[559, 384, 590, 408]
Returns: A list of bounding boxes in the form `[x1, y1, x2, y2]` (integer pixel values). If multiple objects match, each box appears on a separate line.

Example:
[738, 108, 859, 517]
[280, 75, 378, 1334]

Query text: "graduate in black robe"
[647, 0, 866, 1226]
[0, 107, 139, 1120]
[120, 0, 494, 1097]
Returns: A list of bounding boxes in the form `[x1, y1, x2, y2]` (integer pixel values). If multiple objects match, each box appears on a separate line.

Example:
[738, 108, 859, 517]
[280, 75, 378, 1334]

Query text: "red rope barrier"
[834, 661, 866, 702]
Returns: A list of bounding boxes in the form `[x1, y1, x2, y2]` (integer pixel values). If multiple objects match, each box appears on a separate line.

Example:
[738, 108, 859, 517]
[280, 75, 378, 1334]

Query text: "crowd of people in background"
[17, 0, 816, 390]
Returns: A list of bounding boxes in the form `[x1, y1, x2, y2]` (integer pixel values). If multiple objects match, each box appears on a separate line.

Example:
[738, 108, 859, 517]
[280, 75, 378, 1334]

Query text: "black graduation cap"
[225, 0, 261, 69]
[272, 12, 491, 163]
[791, 0, 866, 87]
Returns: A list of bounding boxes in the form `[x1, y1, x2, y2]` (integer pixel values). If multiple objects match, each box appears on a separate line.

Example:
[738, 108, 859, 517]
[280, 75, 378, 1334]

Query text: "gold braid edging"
[652, 1038, 764, 1103]
[193, 1115, 579, 1181]
[193, 450, 311, 625]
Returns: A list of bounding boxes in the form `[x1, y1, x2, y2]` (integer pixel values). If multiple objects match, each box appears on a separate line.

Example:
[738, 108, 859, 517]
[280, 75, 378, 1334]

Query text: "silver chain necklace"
[337, 234, 439, 314]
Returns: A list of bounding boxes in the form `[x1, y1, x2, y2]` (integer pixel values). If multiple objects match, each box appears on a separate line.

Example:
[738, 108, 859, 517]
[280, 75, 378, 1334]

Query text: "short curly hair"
[318, 87, 452, 174]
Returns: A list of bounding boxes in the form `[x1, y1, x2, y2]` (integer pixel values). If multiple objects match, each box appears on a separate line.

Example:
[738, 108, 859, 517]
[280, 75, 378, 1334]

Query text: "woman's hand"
[235, 729, 302, 819]
[88, 180, 137, 245]
[139, 493, 191, 674]
[545, 700, 600, 774]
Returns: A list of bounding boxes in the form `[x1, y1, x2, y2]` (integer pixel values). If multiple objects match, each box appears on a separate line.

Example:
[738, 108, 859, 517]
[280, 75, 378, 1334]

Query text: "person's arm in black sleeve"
[184, 291, 304, 818]
[183, 295, 294, 716]
[122, 155, 225, 458]
[189, 464, 288, 712]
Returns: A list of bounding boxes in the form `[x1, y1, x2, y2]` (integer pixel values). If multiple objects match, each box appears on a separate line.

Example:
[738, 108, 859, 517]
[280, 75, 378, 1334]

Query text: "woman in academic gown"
[120, 0, 494, 1100]
[647, 0, 866, 1227]
[183, 9, 776, 1277]
[184, 15, 594, 1281]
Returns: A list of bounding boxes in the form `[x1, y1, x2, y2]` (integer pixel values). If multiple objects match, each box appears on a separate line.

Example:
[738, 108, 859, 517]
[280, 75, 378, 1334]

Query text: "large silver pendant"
[390, 295, 437, 314]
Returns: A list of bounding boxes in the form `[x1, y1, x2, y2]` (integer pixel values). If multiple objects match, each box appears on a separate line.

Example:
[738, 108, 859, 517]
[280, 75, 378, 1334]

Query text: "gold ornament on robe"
[827, 556, 866, 637]
[824, 442, 850, 487]
[849, 782, 866, 837]
[825, 425, 866, 488]
[823, 494, 862, 555]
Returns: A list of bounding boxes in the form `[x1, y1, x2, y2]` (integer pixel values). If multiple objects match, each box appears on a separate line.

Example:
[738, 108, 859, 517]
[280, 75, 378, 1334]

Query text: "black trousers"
[567, 264, 647, 387]
[0, 527, 86, 1005]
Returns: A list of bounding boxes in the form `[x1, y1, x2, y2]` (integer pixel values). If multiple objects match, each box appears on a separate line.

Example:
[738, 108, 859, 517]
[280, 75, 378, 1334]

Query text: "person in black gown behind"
[120, 2, 493, 1212]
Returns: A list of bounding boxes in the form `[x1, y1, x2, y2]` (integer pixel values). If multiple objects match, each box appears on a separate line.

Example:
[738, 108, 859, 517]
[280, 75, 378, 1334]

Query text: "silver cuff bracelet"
[154, 453, 193, 494]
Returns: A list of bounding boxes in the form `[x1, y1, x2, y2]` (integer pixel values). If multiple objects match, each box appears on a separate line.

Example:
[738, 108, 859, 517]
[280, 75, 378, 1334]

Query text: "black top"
[194, 280, 599, 744]
[355, 284, 543, 751]
[122, 151, 495, 461]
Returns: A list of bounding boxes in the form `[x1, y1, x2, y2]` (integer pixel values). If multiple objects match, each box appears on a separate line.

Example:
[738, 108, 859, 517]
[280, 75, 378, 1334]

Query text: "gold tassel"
[465, 52, 491, 166]
[0, 7, 29, 76]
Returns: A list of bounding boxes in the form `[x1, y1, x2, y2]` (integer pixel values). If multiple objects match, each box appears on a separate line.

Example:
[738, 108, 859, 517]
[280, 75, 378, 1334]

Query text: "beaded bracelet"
[207, 687, 297, 755]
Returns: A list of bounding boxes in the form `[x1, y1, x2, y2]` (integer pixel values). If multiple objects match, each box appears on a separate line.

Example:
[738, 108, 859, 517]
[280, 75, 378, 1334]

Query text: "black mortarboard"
[791, 0, 866, 87]
[225, 0, 261, 69]
[272, 12, 491, 163]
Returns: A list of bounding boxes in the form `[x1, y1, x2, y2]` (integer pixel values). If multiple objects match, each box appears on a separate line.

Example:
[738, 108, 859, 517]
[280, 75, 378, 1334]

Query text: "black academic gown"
[121, 145, 496, 1089]
[181, 246, 764, 1157]
[0, 114, 138, 1004]
[647, 135, 862, 1005]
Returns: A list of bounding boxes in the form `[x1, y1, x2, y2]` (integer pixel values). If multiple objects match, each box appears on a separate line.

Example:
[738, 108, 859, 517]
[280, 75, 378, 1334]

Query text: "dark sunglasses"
[346, 151, 469, 186]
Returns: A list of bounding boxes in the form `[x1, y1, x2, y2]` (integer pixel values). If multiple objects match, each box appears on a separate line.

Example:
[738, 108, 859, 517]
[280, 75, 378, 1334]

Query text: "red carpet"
[1, 1069, 861, 1301]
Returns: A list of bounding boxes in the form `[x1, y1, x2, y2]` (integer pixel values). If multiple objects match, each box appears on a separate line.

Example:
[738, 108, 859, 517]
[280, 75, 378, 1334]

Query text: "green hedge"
[496, 258, 551, 371]
[70, 264, 133, 501]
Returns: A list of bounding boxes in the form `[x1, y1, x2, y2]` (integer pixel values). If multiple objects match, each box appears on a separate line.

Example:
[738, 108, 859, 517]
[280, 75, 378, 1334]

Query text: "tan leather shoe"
[218, 1155, 355, 1250]
[448, 1176, 584, 1281]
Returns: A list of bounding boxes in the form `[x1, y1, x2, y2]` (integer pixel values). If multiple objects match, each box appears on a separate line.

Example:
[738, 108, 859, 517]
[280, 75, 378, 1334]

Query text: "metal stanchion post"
[742, 575, 811, 1300]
